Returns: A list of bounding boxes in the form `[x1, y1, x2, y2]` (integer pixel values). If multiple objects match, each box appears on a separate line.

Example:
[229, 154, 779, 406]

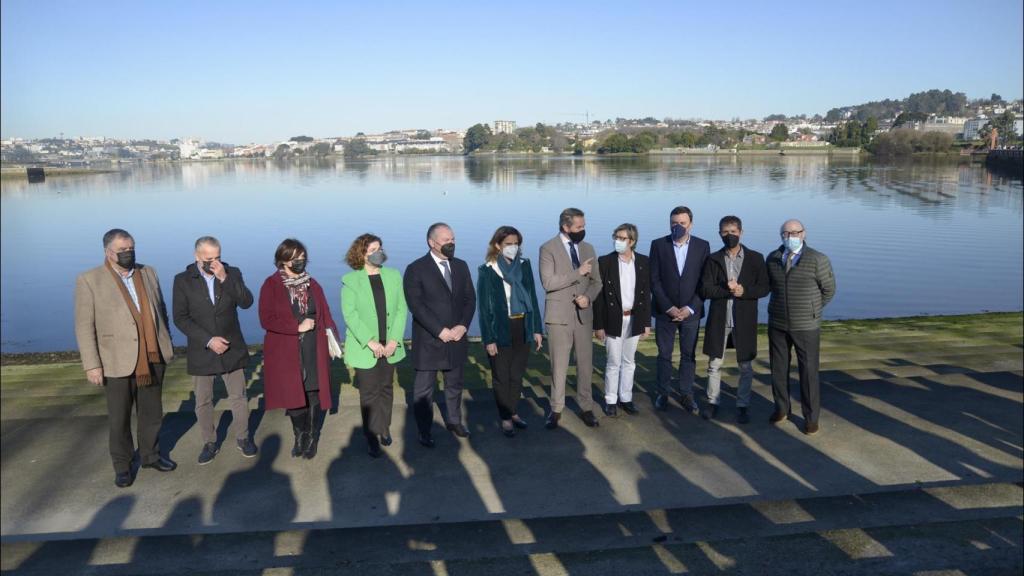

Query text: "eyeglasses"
[613, 236, 631, 242]
[781, 230, 804, 238]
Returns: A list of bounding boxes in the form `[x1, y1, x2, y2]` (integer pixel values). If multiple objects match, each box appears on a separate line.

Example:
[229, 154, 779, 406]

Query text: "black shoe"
[446, 423, 470, 438]
[603, 404, 618, 417]
[198, 442, 219, 465]
[115, 471, 133, 488]
[142, 457, 177, 472]
[581, 411, 600, 427]
[703, 404, 719, 420]
[769, 411, 789, 425]
[511, 417, 528, 430]
[368, 437, 382, 458]
[236, 438, 258, 458]
[501, 424, 516, 438]
[418, 434, 435, 448]
[737, 407, 750, 424]
[654, 394, 669, 411]
[380, 434, 393, 447]
[680, 395, 701, 416]
[545, 412, 561, 430]
[804, 421, 819, 435]
[620, 402, 639, 415]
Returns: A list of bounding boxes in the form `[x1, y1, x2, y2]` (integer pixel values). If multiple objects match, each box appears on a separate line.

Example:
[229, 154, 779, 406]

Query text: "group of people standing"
[74, 206, 836, 488]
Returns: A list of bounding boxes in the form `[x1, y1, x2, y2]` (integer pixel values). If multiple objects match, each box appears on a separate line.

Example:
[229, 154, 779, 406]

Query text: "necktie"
[441, 260, 453, 291]
[569, 243, 581, 270]
[785, 252, 795, 273]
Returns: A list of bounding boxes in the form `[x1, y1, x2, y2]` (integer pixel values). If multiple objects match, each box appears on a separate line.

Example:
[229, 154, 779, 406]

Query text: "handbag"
[325, 328, 343, 359]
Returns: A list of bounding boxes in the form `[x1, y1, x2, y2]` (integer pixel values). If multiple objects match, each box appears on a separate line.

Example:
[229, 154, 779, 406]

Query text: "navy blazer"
[403, 252, 476, 371]
[648, 234, 710, 319]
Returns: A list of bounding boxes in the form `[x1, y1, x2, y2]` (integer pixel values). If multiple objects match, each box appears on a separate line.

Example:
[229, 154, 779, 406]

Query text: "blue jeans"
[655, 314, 700, 398]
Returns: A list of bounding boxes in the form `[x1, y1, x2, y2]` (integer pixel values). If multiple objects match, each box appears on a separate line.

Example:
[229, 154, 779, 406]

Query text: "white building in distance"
[493, 120, 517, 134]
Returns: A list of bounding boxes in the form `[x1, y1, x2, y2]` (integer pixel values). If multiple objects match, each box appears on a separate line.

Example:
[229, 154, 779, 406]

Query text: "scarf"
[106, 261, 162, 386]
[280, 270, 311, 314]
[495, 256, 533, 316]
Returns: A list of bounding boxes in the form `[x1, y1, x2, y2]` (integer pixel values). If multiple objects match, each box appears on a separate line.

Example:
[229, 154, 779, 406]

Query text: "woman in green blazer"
[341, 234, 407, 457]
[477, 226, 544, 437]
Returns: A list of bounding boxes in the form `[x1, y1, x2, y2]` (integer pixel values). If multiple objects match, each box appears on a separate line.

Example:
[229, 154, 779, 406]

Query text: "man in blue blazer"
[649, 206, 710, 415]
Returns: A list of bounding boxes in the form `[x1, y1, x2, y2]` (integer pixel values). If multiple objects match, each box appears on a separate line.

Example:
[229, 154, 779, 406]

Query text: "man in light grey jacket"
[765, 219, 836, 435]
[539, 208, 602, 429]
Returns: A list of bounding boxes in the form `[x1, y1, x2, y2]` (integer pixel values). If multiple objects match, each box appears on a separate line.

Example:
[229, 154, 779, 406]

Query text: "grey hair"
[102, 228, 133, 249]
[194, 235, 221, 250]
[613, 223, 638, 245]
[427, 222, 451, 241]
[779, 219, 805, 234]
[559, 207, 584, 229]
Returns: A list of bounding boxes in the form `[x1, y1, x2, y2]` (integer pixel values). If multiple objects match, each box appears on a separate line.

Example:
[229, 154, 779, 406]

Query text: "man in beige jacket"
[539, 208, 602, 429]
[75, 229, 176, 487]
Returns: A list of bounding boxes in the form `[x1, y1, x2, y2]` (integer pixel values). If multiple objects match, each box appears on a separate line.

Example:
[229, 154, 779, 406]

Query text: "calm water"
[2, 156, 1021, 353]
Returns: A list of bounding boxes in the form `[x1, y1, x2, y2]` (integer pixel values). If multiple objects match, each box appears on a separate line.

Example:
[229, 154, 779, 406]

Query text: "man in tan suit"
[75, 229, 176, 487]
[539, 208, 602, 429]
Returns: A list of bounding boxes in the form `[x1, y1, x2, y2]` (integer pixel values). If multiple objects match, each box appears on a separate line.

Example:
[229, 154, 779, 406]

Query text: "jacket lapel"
[606, 254, 622, 307]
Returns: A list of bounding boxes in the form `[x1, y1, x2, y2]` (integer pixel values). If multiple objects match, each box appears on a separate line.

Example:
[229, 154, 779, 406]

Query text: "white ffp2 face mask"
[501, 245, 520, 260]
[614, 239, 629, 254]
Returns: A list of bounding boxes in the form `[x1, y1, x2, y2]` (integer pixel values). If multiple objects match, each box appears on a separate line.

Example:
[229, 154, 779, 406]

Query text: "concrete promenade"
[1, 313, 1021, 574]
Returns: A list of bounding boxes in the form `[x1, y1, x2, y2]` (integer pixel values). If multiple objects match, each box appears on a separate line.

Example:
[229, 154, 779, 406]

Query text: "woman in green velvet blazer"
[477, 226, 544, 437]
[341, 234, 407, 457]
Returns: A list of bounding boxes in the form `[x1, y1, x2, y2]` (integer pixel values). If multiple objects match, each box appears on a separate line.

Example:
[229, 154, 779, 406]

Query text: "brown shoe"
[804, 421, 819, 435]
[769, 411, 788, 425]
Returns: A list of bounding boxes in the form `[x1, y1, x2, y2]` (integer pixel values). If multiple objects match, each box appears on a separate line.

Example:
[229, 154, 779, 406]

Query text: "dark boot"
[289, 413, 307, 458]
[303, 405, 320, 459]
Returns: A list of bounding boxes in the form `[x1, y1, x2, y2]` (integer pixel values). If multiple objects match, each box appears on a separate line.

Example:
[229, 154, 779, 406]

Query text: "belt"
[509, 313, 526, 320]
[622, 310, 632, 317]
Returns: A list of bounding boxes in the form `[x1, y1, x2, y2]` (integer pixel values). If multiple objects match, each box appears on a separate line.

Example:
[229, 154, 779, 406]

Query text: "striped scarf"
[280, 270, 311, 314]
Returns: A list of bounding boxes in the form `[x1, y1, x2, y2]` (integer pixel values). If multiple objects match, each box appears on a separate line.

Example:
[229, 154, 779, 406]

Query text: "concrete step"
[2, 482, 1021, 575]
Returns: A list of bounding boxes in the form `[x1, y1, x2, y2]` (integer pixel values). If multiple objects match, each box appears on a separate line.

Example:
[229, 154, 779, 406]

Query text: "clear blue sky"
[2, 0, 1022, 143]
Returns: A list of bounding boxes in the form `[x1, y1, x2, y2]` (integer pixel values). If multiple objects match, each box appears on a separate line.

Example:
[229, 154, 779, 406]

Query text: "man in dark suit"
[173, 236, 257, 465]
[649, 206, 710, 415]
[699, 216, 769, 424]
[766, 219, 836, 435]
[404, 222, 476, 446]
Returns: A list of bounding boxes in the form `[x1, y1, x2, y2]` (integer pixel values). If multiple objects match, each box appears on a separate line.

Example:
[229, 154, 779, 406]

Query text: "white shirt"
[430, 251, 452, 281]
[487, 261, 513, 316]
[618, 254, 636, 312]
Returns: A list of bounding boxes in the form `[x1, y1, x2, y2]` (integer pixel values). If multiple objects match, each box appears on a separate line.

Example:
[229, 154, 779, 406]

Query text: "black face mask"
[567, 229, 586, 244]
[289, 259, 307, 274]
[116, 250, 136, 270]
[440, 243, 456, 259]
[722, 234, 740, 249]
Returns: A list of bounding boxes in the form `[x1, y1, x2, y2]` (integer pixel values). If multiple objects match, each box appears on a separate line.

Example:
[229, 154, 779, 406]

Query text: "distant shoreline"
[0, 166, 119, 179]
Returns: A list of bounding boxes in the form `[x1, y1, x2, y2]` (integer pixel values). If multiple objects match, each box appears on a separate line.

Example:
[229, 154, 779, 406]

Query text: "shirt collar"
[725, 247, 745, 259]
[430, 251, 448, 266]
[560, 233, 574, 245]
[673, 237, 690, 248]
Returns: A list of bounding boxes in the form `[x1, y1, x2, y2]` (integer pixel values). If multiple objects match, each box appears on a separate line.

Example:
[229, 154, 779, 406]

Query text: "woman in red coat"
[259, 238, 339, 459]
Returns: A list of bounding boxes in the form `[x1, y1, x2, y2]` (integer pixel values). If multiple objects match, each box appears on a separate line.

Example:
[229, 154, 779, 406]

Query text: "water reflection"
[1, 155, 1020, 352]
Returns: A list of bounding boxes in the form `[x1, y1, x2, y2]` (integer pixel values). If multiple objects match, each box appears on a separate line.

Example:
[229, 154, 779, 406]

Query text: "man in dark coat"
[173, 236, 257, 464]
[649, 206, 710, 415]
[403, 222, 476, 446]
[766, 219, 836, 435]
[699, 216, 769, 424]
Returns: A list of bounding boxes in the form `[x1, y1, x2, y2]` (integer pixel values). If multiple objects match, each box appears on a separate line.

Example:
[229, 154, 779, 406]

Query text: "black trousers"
[489, 317, 529, 421]
[655, 316, 700, 398]
[413, 364, 465, 436]
[769, 326, 821, 424]
[286, 390, 320, 419]
[104, 363, 165, 474]
[356, 358, 395, 439]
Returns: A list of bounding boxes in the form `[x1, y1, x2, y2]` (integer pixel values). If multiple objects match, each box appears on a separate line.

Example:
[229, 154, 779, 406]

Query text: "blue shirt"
[672, 238, 690, 276]
[671, 238, 695, 315]
[120, 268, 140, 311]
[200, 267, 216, 304]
